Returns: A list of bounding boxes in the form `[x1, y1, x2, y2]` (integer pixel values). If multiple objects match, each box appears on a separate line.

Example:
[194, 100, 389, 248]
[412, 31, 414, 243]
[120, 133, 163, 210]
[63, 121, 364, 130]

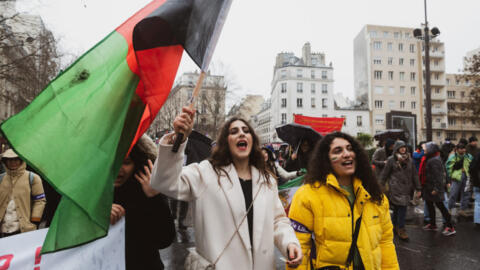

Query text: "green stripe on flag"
[1, 31, 140, 252]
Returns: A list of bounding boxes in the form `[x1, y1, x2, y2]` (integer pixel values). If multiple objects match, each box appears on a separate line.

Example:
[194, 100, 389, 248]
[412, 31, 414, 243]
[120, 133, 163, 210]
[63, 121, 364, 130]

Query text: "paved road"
[160, 204, 480, 269]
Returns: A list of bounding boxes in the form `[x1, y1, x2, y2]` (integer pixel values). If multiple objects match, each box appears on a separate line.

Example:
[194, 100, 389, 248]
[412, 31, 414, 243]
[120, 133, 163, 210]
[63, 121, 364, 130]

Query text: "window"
[370, 31, 377, 37]
[297, 69, 303, 78]
[281, 83, 287, 93]
[311, 98, 316, 108]
[375, 114, 385, 125]
[434, 73, 440, 80]
[297, 98, 303, 108]
[374, 86, 383, 94]
[311, 83, 316, 93]
[389, 86, 395, 94]
[281, 98, 287, 108]
[400, 101, 405, 109]
[400, 86, 405, 94]
[373, 58, 382, 64]
[434, 60, 439, 66]
[387, 42, 393, 51]
[322, 71, 328, 79]
[435, 88, 440, 94]
[389, 100, 395, 109]
[394, 32, 400, 39]
[461, 91, 465, 98]
[446, 132, 457, 140]
[297, 83, 303, 93]
[281, 70, 286, 78]
[411, 101, 416, 109]
[410, 59, 415, 66]
[388, 57, 393, 65]
[446, 79, 450, 85]
[398, 43, 404, 51]
[411, 86, 416, 95]
[374, 70, 382, 79]
[410, 72, 416, 81]
[311, 70, 315, 79]
[448, 103, 455, 111]
[281, 113, 287, 124]
[374, 100, 383, 108]
[448, 118, 456, 126]
[399, 72, 405, 81]
[322, 84, 328, 94]
[357, 116, 362, 126]
[383, 31, 389, 37]
[409, 44, 415, 53]
[405, 33, 411, 38]
[399, 58, 404, 65]
[322, 98, 328, 108]
[466, 79, 470, 86]
[456, 80, 460, 85]
[341, 115, 347, 126]
[447, 91, 455, 98]
[436, 118, 441, 123]
[388, 71, 394, 80]
[373, 41, 382, 50]
[322, 114, 328, 117]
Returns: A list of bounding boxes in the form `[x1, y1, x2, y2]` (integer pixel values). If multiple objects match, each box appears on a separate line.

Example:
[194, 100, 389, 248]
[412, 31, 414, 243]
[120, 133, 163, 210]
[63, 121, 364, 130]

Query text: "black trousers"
[425, 200, 453, 227]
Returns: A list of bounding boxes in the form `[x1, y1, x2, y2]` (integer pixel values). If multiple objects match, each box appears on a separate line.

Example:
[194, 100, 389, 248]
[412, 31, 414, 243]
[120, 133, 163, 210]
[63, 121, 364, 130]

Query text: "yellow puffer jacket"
[287, 174, 399, 270]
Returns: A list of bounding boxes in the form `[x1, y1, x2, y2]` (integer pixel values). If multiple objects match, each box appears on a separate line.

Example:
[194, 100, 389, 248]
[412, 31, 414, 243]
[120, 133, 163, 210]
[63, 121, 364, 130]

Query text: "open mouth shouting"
[237, 140, 248, 151]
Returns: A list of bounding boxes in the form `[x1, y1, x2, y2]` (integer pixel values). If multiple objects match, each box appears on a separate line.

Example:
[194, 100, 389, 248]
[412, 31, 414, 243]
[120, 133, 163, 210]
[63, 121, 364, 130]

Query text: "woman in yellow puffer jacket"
[288, 132, 399, 270]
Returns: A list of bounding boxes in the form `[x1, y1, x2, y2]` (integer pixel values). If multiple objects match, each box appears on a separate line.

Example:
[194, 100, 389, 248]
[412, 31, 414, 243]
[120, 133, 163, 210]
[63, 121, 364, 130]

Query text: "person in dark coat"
[111, 135, 175, 270]
[284, 140, 313, 172]
[380, 140, 421, 240]
[372, 138, 395, 179]
[421, 142, 456, 236]
[467, 136, 479, 157]
[468, 152, 480, 227]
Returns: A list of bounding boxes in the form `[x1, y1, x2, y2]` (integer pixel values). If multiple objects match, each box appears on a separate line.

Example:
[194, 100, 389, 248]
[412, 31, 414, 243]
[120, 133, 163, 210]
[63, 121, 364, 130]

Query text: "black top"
[114, 178, 175, 270]
[238, 177, 253, 246]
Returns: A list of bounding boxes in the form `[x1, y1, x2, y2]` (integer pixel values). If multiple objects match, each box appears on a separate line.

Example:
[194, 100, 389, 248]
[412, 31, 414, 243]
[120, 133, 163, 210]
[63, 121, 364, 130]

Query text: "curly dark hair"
[305, 132, 383, 204]
[209, 117, 271, 185]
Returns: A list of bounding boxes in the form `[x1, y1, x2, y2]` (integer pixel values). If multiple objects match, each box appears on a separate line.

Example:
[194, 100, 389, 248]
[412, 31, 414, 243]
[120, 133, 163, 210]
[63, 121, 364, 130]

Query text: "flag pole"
[172, 71, 206, 152]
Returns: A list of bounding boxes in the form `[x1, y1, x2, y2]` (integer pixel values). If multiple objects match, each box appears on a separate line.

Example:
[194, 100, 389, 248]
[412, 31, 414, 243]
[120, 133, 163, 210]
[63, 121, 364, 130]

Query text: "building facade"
[270, 42, 335, 141]
[354, 24, 447, 145]
[151, 72, 226, 139]
[444, 74, 480, 141]
[227, 94, 264, 123]
[252, 99, 272, 144]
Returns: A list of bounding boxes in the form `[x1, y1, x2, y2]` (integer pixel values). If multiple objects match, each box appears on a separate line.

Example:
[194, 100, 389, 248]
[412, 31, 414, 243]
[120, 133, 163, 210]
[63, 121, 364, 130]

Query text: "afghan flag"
[0, 0, 232, 253]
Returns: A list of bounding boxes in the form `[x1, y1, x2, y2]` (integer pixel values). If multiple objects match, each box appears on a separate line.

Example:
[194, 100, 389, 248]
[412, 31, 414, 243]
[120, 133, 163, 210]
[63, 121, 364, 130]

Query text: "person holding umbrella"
[150, 107, 302, 269]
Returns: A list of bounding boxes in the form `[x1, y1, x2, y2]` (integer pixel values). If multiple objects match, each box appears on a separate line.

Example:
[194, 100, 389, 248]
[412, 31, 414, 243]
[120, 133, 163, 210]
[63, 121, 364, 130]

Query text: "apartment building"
[354, 24, 447, 145]
[444, 74, 480, 141]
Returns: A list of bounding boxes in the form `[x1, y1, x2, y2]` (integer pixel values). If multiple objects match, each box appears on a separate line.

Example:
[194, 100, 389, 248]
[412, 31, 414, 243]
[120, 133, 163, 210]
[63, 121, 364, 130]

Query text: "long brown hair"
[209, 117, 271, 185]
[305, 132, 383, 204]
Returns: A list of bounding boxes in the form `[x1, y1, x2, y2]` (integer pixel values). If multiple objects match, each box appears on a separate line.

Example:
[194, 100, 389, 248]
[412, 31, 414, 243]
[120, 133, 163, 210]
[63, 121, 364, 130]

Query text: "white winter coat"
[150, 139, 299, 270]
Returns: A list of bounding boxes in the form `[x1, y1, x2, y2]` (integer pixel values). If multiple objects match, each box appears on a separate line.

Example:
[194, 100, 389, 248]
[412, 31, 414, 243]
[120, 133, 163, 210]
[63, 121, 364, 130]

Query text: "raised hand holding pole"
[172, 71, 206, 152]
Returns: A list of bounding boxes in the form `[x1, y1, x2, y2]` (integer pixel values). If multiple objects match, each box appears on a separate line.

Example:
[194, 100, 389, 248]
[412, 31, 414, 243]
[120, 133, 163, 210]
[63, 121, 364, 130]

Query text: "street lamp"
[413, 0, 440, 142]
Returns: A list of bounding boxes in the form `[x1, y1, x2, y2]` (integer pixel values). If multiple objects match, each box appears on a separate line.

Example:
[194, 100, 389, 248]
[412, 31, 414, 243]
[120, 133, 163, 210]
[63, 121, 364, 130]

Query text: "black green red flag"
[0, 0, 232, 253]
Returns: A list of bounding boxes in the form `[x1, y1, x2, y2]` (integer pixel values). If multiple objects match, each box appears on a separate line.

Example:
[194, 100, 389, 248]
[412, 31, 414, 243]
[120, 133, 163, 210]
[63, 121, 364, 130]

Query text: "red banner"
[294, 114, 344, 135]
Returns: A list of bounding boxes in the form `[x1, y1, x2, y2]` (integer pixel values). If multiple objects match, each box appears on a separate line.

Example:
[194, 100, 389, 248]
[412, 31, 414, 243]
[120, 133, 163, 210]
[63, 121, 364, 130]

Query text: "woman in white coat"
[150, 107, 302, 269]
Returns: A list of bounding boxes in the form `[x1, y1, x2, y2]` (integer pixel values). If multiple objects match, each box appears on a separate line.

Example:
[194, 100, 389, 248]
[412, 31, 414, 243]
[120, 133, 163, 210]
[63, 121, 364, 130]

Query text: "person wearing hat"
[446, 142, 473, 217]
[110, 135, 175, 269]
[467, 136, 479, 157]
[380, 140, 421, 240]
[0, 149, 46, 237]
[372, 138, 395, 180]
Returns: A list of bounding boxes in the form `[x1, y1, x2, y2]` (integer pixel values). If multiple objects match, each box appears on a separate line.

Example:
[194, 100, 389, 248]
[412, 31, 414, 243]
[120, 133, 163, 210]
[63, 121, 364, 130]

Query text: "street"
[160, 204, 480, 270]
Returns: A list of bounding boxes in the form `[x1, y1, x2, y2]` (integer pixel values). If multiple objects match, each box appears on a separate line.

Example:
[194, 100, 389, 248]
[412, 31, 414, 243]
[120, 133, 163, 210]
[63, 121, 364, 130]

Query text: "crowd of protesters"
[2, 112, 480, 270]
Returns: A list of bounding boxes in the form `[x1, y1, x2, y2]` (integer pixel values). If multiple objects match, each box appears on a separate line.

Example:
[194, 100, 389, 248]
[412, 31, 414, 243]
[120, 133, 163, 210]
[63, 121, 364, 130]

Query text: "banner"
[0, 218, 125, 270]
[278, 173, 305, 214]
[293, 114, 344, 135]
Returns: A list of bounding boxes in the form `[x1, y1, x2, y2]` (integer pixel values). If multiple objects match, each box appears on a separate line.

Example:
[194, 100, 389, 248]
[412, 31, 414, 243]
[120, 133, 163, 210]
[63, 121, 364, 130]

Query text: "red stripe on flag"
[131, 45, 183, 147]
[116, 0, 166, 75]
[294, 114, 344, 135]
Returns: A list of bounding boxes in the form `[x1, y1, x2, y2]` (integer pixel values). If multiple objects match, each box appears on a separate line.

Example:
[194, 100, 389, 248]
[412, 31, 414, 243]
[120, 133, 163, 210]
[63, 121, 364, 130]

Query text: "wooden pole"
[172, 71, 206, 152]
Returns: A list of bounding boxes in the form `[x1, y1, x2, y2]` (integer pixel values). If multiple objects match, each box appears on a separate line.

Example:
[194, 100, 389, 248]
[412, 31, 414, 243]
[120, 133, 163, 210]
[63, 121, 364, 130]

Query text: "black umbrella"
[275, 123, 322, 150]
[373, 129, 407, 142]
[185, 130, 213, 165]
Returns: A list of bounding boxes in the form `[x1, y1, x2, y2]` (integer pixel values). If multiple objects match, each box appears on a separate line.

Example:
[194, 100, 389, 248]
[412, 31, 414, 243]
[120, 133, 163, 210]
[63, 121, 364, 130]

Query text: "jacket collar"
[325, 173, 371, 201]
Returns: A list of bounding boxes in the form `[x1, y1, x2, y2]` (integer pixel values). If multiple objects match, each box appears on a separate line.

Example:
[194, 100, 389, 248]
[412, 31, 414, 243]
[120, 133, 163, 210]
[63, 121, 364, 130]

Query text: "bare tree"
[458, 53, 480, 128]
[0, 10, 63, 120]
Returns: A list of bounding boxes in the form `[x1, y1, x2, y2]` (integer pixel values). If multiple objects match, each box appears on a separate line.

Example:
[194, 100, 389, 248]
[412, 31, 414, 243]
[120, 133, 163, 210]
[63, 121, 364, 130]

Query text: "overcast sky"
[16, 0, 480, 104]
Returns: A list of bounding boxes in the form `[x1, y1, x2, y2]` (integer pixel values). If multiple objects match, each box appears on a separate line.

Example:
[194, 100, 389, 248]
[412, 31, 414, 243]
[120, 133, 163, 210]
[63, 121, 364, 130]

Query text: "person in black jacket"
[111, 135, 175, 270]
[468, 152, 480, 227]
[421, 142, 456, 236]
